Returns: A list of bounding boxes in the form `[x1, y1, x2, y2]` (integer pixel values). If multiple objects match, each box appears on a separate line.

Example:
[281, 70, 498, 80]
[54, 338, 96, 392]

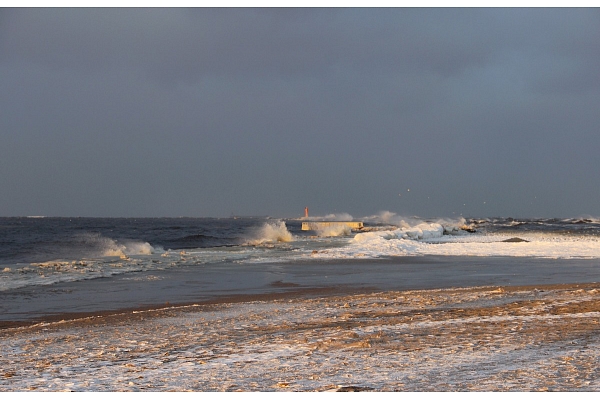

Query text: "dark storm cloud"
[1, 8, 599, 218]
[1, 8, 511, 81]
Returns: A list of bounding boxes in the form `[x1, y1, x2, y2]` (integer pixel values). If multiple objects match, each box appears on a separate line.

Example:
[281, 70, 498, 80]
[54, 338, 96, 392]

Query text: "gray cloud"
[1, 8, 599, 218]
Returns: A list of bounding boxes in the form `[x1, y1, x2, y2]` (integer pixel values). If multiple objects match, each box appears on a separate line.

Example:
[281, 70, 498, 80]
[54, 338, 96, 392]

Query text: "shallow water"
[1, 256, 598, 322]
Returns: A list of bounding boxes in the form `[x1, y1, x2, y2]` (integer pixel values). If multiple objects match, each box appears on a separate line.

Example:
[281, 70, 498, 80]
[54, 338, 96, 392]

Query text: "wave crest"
[247, 220, 294, 245]
[353, 222, 446, 244]
[315, 224, 352, 237]
[75, 233, 155, 258]
[101, 240, 155, 257]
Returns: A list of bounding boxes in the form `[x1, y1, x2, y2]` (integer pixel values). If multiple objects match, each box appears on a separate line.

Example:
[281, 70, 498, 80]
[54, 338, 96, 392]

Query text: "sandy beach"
[2, 282, 599, 391]
[4, 5, 600, 394]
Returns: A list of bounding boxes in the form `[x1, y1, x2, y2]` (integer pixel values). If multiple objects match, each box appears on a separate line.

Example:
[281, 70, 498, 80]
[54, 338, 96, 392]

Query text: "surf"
[245, 220, 294, 245]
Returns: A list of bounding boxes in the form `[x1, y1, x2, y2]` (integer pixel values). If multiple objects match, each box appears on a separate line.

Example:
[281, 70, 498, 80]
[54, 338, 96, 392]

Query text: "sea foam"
[75, 233, 155, 258]
[314, 224, 352, 237]
[102, 240, 155, 258]
[309, 216, 600, 260]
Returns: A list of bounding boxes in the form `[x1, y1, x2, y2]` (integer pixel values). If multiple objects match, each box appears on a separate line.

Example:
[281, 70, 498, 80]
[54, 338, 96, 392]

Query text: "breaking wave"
[76, 233, 156, 258]
[315, 224, 352, 237]
[246, 220, 294, 245]
[305, 214, 600, 260]
[362, 211, 468, 233]
[102, 240, 155, 258]
[353, 222, 448, 243]
[307, 213, 354, 222]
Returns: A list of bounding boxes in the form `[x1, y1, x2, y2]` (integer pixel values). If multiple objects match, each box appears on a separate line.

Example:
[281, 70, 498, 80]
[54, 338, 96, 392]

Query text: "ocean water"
[1, 214, 599, 322]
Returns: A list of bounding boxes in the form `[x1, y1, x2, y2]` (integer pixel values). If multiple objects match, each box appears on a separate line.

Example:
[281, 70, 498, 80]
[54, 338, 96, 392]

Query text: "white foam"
[314, 224, 351, 237]
[363, 211, 418, 227]
[121, 241, 155, 256]
[100, 239, 155, 257]
[307, 213, 354, 222]
[246, 220, 294, 245]
[3, 216, 600, 292]
[351, 234, 600, 259]
[70, 233, 156, 258]
[310, 220, 600, 260]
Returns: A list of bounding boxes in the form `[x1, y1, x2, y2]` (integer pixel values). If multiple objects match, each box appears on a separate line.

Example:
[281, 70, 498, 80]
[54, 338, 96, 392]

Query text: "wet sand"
[0, 285, 362, 330]
[1, 282, 599, 391]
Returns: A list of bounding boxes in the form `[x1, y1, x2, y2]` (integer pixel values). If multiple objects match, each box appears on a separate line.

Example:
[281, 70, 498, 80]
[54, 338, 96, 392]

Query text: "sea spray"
[307, 213, 354, 222]
[352, 222, 445, 243]
[247, 220, 294, 245]
[363, 211, 422, 229]
[71, 233, 156, 258]
[362, 212, 469, 234]
[315, 224, 352, 237]
[114, 241, 156, 256]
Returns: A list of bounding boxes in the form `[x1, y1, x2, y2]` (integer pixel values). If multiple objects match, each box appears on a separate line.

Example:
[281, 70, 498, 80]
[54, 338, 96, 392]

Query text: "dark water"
[471, 217, 600, 237]
[0, 217, 280, 264]
[3, 216, 600, 264]
[1, 216, 599, 323]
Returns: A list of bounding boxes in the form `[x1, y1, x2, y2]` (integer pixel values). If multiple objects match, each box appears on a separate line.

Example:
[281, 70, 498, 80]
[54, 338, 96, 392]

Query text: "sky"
[1, 7, 599, 219]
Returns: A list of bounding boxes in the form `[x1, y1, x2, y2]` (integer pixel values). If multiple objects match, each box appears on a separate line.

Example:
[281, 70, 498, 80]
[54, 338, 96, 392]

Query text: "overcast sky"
[1, 8, 599, 218]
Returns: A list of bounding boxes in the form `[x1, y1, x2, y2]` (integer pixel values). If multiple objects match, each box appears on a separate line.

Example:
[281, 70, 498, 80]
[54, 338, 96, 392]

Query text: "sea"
[1, 213, 599, 323]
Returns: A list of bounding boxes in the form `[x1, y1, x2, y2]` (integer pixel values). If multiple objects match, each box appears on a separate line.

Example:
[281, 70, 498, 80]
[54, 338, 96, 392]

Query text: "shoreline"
[3, 255, 600, 327]
[0, 285, 373, 331]
[2, 281, 598, 332]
